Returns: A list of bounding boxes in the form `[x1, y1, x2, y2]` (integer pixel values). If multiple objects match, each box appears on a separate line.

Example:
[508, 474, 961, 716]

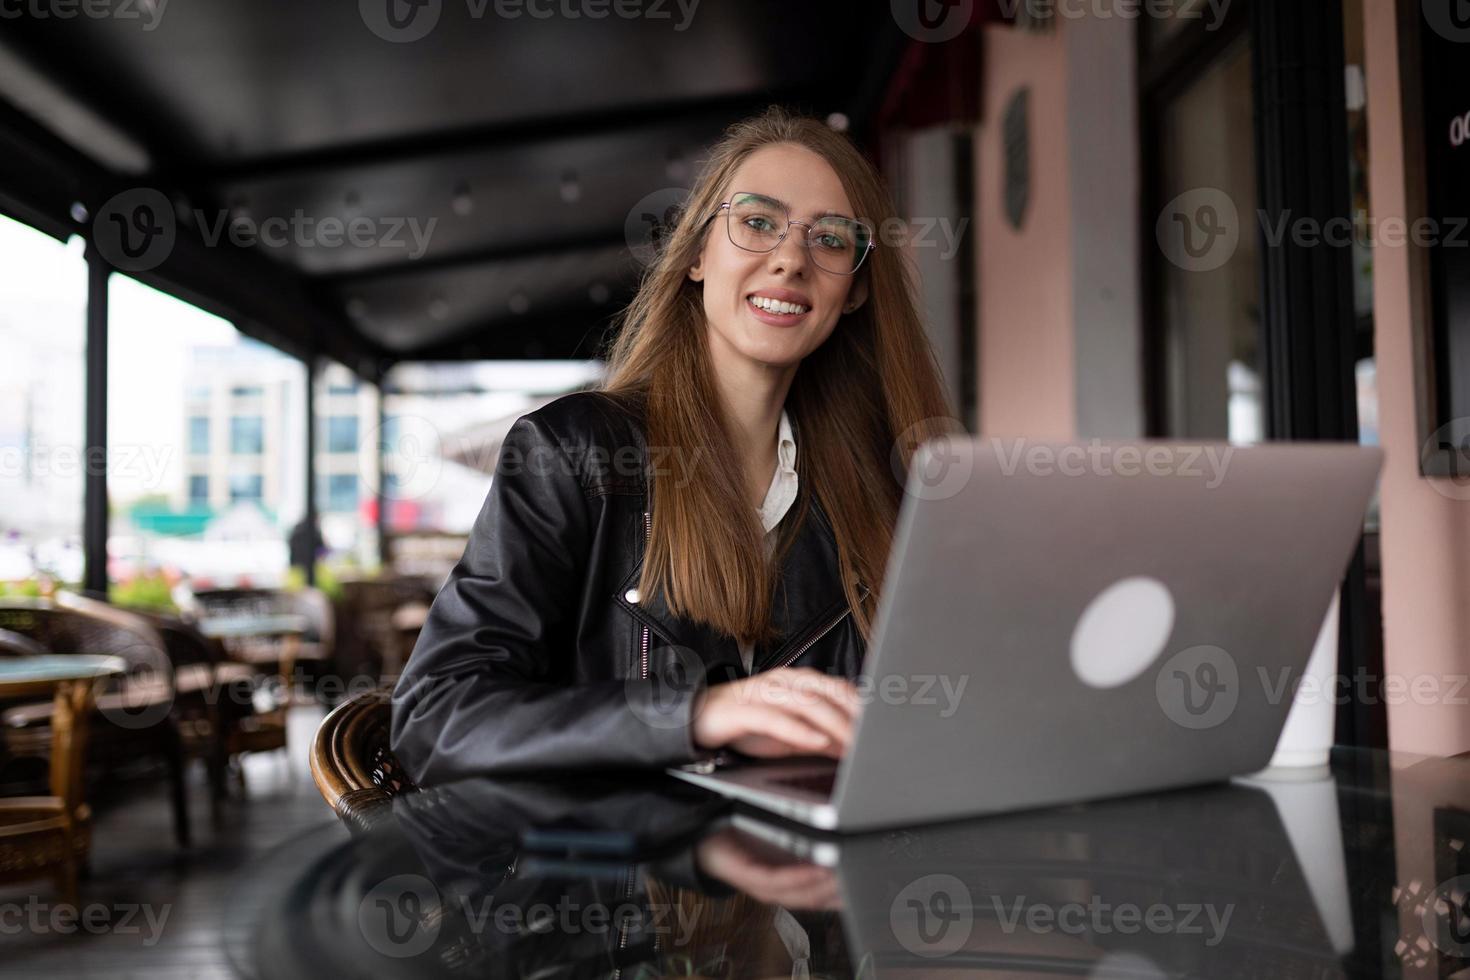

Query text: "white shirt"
[739, 408, 798, 674]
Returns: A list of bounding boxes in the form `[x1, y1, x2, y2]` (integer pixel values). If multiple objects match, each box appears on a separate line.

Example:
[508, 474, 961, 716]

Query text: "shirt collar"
[777, 408, 797, 474]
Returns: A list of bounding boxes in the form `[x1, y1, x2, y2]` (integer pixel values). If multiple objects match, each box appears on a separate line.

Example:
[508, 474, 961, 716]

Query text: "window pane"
[188, 416, 210, 455]
[1155, 36, 1262, 442]
[326, 416, 359, 454]
[230, 416, 265, 454]
[0, 217, 86, 587]
[314, 360, 379, 570]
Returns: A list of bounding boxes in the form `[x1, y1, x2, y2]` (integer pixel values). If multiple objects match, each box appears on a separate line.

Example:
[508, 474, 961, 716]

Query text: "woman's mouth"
[746, 293, 811, 326]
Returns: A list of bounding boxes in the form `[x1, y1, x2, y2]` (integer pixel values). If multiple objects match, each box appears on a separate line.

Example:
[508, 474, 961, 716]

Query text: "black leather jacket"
[390, 391, 869, 786]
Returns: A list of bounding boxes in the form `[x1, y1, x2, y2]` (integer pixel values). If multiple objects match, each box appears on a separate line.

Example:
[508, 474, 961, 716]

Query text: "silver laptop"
[668, 436, 1383, 833]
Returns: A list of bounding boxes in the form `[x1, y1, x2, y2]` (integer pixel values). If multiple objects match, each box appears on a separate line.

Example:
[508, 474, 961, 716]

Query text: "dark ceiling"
[0, 0, 947, 380]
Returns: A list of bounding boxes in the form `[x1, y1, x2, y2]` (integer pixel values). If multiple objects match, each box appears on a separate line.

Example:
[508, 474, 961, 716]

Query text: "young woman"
[391, 106, 953, 786]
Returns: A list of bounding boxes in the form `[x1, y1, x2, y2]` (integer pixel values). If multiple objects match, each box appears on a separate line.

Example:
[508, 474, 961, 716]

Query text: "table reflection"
[244, 750, 1469, 980]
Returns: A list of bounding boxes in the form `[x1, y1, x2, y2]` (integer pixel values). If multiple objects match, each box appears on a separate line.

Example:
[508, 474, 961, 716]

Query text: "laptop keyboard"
[770, 771, 837, 797]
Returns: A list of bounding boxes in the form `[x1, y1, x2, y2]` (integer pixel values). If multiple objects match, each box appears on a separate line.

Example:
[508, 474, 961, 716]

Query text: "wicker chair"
[325, 578, 437, 701]
[185, 587, 335, 695]
[0, 596, 191, 847]
[0, 628, 49, 658]
[309, 683, 416, 835]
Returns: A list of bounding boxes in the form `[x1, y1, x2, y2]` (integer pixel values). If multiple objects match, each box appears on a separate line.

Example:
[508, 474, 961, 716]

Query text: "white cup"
[1268, 589, 1341, 768]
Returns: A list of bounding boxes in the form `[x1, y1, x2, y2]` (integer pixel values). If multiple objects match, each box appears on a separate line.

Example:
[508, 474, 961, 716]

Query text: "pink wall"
[976, 23, 1076, 440]
[1364, 0, 1470, 757]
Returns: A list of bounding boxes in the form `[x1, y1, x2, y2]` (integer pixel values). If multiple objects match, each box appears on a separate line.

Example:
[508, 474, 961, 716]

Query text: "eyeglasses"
[709, 191, 875, 276]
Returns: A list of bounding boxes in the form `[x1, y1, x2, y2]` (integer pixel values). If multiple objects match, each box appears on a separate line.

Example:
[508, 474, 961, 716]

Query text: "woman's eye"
[745, 216, 776, 232]
[816, 234, 847, 250]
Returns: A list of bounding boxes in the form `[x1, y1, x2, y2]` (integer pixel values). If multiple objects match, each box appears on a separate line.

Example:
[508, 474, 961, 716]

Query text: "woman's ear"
[688, 248, 705, 283]
[843, 275, 870, 314]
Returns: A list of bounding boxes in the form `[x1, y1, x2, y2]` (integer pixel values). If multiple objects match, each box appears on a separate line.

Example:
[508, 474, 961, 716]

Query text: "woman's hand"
[695, 825, 841, 910]
[691, 667, 861, 759]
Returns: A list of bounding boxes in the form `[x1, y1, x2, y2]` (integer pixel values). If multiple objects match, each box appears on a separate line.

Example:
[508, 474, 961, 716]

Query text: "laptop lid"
[827, 438, 1382, 831]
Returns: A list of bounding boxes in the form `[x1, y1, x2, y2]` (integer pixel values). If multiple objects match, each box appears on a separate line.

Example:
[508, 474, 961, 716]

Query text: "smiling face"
[688, 143, 869, 374]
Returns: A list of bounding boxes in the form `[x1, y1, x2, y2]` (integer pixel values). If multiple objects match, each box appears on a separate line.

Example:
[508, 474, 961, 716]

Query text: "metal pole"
[82, 243, 110, 598]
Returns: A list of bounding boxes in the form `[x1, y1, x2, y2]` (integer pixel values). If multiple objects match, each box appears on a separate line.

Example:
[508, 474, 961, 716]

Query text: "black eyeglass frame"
[705, 194, 877, 276]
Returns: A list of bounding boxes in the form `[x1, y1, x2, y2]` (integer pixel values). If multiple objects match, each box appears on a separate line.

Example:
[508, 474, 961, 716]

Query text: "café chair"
[0, 596, 191, 848]
[309, 683, 416, 835]
[0, 628, 98, 906]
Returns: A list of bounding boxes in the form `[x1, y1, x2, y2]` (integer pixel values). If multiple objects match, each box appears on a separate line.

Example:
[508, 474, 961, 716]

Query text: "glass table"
[235, 747, 1470, 979]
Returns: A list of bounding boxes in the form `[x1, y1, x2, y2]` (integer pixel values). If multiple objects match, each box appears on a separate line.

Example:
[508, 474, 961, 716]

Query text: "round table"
[199, 613, 309, 704]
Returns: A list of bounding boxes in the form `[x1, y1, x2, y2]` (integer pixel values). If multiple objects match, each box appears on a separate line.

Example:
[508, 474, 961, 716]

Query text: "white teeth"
[747, 294, 809, 315]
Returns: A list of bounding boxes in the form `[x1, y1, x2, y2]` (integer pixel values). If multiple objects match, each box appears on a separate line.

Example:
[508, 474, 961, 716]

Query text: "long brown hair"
[598, 105, 954, 647]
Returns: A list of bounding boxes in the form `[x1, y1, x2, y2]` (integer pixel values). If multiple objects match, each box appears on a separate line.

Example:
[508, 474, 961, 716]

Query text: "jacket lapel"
[612, 494, 853, 674]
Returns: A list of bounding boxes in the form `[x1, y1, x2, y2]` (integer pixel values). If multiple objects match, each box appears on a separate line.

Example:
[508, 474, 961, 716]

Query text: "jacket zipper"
[639, 510, 651, 679]
[766, 585, 871, 672]
[612, 862, 636, 980]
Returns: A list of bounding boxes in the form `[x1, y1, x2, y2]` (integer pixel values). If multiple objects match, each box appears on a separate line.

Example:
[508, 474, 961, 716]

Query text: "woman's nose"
[767, 229, 810, 276]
